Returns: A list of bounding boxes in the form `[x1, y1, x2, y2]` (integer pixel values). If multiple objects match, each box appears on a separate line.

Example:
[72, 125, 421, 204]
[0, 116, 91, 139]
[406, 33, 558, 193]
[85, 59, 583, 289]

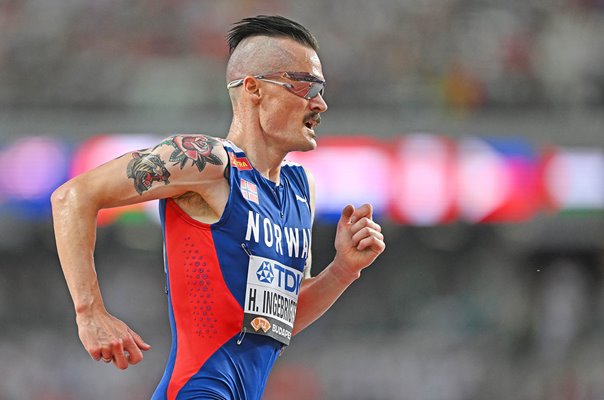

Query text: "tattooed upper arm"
[165, 135, 224, 171]
[126, 151, 172, 195]
[125, 134, 226, 196]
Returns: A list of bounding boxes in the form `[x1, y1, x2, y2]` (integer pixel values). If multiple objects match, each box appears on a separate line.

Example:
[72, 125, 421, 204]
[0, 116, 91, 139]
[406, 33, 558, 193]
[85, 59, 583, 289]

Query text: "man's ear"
[243, 76, 261, 103]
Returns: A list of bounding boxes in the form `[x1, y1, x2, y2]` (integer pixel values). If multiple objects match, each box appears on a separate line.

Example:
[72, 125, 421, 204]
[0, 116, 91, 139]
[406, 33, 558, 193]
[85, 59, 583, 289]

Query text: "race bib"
[243, 255, 303, 345]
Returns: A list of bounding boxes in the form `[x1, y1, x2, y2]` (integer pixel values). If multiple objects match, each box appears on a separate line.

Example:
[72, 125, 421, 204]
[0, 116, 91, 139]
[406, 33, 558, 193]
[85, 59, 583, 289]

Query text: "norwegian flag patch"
[241, 178, 259, 204]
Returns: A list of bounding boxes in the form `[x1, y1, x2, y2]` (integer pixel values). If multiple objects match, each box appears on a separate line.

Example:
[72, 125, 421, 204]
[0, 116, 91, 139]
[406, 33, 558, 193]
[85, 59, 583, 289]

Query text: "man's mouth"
[304, 113, 321, 131]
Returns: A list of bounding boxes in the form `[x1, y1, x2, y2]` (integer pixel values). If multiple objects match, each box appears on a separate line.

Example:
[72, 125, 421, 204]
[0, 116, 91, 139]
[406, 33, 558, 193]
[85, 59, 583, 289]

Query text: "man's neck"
[227, 124, 286, 184]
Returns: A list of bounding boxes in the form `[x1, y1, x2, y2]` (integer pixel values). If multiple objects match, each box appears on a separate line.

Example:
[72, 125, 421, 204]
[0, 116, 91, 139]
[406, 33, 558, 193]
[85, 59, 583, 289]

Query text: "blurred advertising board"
[0, 137, 71, 218]
[1, 133, 601, 226]
[457, 136, 541, 223]
[389, 134, 457, 226]
[288, 136, 391, 222]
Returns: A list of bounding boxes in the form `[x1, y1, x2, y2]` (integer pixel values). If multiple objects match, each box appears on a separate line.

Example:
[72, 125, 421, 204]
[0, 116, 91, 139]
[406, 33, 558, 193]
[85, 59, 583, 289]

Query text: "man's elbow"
[51, 183, 68, 208]
[51, 180, 96, 213]
[51, 181, 78, 209]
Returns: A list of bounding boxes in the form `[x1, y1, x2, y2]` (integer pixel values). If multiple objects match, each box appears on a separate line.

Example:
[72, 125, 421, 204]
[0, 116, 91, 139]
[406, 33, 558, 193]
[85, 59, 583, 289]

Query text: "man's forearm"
[292, 258, 360, 335]
[51, 181, 105, 315]
[52, 178, 153, 368]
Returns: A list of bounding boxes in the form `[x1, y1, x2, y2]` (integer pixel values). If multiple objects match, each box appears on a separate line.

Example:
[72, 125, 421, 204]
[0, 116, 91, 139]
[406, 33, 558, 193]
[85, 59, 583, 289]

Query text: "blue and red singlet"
[152, 139, 312, 400]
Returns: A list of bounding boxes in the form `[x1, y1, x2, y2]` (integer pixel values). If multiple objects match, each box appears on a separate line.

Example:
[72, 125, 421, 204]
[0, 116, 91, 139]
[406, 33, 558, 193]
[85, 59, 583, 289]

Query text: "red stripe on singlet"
[164, 199, 243, 400]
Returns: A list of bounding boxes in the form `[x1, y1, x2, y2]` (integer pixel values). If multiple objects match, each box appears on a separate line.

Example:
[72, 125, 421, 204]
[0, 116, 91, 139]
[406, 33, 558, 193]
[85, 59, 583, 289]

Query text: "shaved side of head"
[226, 36, 297, 83]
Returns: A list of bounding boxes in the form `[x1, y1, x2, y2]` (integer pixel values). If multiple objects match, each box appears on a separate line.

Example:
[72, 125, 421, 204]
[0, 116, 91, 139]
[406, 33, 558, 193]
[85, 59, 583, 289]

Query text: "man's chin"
[304, 129, 318, 150]
[287, 141, 316, 154]
[301, 136, 317, 151]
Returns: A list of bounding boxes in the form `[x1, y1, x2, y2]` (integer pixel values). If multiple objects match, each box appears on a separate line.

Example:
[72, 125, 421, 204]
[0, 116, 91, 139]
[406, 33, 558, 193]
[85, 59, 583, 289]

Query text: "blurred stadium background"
[1, 0, 604, 399]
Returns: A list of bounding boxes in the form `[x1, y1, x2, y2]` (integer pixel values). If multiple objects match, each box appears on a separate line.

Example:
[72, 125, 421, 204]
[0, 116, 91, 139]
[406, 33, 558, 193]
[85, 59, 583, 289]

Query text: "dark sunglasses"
[227, 71, 326, 100]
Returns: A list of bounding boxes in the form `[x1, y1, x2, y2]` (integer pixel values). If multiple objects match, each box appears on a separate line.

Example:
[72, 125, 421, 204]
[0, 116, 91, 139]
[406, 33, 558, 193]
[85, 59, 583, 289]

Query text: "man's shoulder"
[281, 160, 313, 177]
[158, 134, 230, 212]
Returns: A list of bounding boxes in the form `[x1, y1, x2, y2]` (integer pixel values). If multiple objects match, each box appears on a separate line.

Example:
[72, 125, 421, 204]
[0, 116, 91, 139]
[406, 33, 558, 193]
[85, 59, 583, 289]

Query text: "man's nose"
[310, 93, 328, 113]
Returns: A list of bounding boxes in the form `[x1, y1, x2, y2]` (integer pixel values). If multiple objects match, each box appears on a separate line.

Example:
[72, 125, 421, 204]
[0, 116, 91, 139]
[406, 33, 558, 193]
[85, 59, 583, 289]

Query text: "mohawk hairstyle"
[226, 15, 318, 54]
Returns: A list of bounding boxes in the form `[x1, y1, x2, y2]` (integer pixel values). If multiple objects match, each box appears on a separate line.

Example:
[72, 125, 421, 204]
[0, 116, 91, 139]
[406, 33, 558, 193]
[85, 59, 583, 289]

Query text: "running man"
[52, 15, 385, 399]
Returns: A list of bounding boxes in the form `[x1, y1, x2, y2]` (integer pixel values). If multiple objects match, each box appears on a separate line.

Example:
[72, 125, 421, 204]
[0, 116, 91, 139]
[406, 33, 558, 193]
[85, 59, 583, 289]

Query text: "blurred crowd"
[1, 0, 604, 112]
[2, 0, 604, 399]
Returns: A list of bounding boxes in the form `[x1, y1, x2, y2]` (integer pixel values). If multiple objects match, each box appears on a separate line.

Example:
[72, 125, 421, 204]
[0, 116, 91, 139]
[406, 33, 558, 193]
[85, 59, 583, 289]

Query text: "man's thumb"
[130, 328, 152, 350]
[340, 204, 355, 224]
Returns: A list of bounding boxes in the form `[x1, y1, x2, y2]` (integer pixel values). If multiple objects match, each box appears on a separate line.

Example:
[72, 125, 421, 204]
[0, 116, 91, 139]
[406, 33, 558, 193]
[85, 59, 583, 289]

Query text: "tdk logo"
[256, 260, 302, 295]
[256, 261, 274, 283]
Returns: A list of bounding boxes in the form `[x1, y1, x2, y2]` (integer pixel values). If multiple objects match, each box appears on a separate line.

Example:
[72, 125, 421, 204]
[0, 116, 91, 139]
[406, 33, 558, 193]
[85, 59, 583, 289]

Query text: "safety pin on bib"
[236, 327, 247, 345]
[237, 243, 253, 346]
[241, 243, 252, 257]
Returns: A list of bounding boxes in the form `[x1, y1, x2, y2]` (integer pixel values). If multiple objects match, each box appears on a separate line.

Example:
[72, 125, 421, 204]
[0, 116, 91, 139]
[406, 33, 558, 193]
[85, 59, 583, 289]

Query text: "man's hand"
[332, 203, 385, 282]
[292, 203, 385, 334]
[76, 309, 151, 370]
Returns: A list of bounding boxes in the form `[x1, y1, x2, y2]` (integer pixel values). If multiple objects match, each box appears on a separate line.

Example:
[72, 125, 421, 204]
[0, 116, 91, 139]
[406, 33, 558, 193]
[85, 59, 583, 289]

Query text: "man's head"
[225, 15, 327, 152]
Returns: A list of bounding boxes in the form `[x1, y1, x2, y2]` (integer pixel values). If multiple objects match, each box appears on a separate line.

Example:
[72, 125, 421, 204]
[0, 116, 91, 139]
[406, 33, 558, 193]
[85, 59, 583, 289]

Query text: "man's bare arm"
[292, 169, 386, 335]
[51, 135, 228, 369]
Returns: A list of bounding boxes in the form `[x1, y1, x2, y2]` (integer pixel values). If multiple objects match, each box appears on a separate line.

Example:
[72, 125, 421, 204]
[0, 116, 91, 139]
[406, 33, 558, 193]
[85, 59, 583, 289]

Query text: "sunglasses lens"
[282, 72, 325, 99]
[306, 83, 325, 99]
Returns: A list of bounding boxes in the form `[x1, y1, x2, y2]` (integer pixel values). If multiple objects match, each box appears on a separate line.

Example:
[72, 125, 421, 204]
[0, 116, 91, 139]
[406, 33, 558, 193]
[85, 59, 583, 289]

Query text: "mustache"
[304, 112, 321, 125]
